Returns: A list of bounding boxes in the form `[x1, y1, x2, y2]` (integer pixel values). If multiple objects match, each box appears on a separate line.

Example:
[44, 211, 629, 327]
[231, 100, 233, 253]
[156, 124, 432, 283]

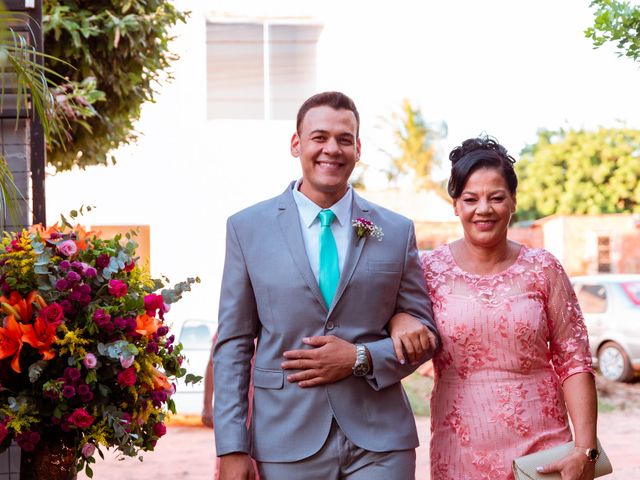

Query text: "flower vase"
[20, 438, 77, 480]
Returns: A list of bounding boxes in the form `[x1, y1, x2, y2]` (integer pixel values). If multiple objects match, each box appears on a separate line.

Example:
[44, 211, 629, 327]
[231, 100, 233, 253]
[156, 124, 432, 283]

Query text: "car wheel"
[598, 341, 634, 382]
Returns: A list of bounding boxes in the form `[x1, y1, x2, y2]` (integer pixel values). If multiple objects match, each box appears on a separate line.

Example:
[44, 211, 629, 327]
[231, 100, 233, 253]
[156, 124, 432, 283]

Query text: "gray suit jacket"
[214, 182, 437, 462]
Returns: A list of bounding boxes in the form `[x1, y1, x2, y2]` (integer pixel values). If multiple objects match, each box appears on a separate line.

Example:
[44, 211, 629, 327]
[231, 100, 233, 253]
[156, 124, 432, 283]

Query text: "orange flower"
[0, 291, 46, 322]
[20, 317, 57, 361]
[0, 315, 25, 373]
[151, 368, 171, 391]
[73, 224, 96, 251]
[135, 314, 161, 336]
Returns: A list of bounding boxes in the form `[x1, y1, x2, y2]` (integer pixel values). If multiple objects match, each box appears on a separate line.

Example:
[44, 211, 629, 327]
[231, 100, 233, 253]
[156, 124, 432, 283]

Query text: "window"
[575, 283, 607, 313]
[206, 21, 323, 120]
[597, 236, 611, 273]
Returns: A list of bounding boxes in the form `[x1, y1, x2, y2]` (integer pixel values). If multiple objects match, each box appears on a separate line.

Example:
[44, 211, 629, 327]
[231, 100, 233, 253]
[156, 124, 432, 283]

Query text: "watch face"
[353, 363, 369, 377]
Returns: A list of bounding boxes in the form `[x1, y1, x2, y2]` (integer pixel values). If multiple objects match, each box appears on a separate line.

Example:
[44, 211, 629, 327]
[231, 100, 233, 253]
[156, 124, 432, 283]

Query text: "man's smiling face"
[291, 105, 360, 208]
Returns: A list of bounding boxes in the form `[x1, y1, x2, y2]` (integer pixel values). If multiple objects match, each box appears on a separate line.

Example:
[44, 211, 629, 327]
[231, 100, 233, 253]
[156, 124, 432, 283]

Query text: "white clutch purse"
[513, 439, 612, 480]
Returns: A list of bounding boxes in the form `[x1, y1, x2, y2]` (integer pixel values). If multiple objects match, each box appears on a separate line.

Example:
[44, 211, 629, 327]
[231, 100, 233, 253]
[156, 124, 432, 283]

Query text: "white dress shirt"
[292, 179, 353, 283]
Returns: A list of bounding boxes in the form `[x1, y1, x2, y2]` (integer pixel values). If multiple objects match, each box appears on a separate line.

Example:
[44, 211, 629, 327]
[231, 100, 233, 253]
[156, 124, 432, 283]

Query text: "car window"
[575, 283, 607, 313]
[179, 321, 215, 350]
[622, 282, 640, 306]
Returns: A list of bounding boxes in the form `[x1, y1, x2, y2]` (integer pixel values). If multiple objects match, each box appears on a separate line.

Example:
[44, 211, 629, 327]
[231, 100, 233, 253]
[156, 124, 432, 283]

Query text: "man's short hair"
[296, 91, 360, 137]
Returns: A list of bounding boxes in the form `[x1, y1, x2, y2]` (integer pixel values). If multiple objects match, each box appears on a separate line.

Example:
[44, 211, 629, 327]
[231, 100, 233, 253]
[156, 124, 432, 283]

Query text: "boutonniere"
[352, 217, 384, 243]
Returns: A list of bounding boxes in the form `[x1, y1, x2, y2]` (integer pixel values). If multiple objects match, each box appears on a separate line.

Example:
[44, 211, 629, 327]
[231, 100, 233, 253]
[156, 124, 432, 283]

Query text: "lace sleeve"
[542, 252, 594, 384]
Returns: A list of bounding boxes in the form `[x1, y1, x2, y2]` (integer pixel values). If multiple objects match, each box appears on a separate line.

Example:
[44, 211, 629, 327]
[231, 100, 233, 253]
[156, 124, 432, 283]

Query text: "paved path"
[79, 412, 639, 479]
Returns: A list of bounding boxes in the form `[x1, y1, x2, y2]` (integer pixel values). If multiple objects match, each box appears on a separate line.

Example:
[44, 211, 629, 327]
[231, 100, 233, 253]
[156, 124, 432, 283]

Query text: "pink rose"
[81, 443, 96, 458]
[39, 303, 65, 327]
[117, 367, 137, 387]
[68, 408, 94, 429]
[108, 279, 128, 298]
[83, 353, 97, 369]
[57, 240, 77, 257]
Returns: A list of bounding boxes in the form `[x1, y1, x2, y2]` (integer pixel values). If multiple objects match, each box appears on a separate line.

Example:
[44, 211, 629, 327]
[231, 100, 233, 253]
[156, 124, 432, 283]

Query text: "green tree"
[586, 0, 640, 62]
[43, 1, 188, 171]
[516, 127, 640, 220]
[385, 98, 447, 198]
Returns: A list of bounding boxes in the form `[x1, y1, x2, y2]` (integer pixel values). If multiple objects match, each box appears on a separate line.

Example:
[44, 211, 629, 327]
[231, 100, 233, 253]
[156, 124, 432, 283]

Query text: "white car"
[572, 274, 640, 382]
[172, 319, 217, 415]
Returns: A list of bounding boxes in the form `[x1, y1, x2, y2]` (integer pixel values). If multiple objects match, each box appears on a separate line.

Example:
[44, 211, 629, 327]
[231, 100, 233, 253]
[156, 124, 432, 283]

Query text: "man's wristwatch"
[579, 446, 600, 462]
[352, 343, 370, 377]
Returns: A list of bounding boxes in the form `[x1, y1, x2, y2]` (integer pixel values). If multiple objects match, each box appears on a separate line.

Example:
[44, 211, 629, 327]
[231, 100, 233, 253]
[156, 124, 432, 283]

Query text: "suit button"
[326, 321, 335, 331]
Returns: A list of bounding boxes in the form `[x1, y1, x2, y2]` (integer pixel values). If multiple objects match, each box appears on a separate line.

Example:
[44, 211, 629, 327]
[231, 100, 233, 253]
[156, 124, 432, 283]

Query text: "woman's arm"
[201, 343, 215, 428]
[537, 372, 597, 479]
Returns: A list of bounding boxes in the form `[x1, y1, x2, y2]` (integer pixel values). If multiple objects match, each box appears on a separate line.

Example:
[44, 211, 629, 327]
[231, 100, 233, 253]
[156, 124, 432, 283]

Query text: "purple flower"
[55, 279, 69, 291]
[77, 384, 91, 396]
[114, 317, 127, 330]
[153, 422, 167, 438]
[71, 260, 84, 270]
[93, 309, 111, 323]
[66, 270, 81, 283]
[81, 443, 96, 458]
[68, 289, 82, 302]
[84, 266, 97, 278]
[156, 326, 169, 337]
[83, 353, 97, 369]
[60, 299, 75, 315]
[62, 385, 76, 399]
[146, 341, 158, 354]
[96, 254, 110, 268]
[59, 260, 71, 271]
[64, 367, 81, 382]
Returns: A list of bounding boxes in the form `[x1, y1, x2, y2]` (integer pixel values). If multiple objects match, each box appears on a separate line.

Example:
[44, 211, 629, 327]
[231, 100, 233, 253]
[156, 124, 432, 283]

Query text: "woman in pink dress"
[203, 334, 260, 480]
[390, 136, 598, 480]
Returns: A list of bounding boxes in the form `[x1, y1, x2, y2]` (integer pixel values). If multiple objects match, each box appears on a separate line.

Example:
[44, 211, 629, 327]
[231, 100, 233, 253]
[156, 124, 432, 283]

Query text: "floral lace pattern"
[424, 245, 594, 480]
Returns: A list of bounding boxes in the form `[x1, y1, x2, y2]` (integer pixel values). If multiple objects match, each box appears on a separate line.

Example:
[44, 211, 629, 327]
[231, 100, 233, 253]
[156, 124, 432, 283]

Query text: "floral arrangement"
[0, 211, 199, 477]
[352, 217, 384, 242]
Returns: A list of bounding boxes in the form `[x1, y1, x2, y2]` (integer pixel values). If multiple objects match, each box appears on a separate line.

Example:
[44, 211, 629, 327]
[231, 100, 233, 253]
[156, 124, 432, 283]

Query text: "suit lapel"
[276, 184, 327, 311]
[328, 192, 370, 316]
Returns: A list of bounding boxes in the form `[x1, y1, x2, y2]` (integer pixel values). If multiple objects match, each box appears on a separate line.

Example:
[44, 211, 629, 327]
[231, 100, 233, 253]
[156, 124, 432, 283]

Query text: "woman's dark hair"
[447, 135, 517, 198]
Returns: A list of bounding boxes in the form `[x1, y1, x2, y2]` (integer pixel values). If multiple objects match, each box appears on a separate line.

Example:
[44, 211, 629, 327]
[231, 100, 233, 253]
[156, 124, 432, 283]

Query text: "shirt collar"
[292, 179, 353, 228]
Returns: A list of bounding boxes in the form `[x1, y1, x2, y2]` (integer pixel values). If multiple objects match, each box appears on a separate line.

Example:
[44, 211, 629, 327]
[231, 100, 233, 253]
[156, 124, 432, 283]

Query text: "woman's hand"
[536, 448, 596, 480]
[201, 405, 214, 428]
[388, 312, 437, 365]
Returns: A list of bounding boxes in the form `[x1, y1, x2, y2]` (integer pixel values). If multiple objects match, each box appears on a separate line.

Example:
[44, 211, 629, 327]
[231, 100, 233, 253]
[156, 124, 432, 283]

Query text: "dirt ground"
[79, 390, 640, 479]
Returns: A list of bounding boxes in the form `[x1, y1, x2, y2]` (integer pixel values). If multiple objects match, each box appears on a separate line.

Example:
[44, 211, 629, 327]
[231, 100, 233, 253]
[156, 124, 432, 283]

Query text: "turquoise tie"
[318, 209, 339, 308]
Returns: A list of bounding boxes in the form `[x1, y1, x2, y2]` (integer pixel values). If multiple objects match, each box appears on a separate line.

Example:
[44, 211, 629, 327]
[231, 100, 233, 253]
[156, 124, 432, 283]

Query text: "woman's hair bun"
[449, 134, 515, 166]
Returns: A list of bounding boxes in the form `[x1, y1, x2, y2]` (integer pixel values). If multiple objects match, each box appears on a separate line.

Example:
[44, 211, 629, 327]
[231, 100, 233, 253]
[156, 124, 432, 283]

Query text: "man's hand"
[282, 336, 356, 387]
[219, 453, 255, 480]
[388, 312, 437, 365]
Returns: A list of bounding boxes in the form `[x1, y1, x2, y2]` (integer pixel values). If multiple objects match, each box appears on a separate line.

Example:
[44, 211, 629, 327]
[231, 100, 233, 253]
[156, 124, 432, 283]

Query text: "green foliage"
[42, 1, 188, 171]
[516, 127, 640, 220]
[386, 99, 448, 197]
[586, 0, 640, 62]
[401, 371, 433, 417]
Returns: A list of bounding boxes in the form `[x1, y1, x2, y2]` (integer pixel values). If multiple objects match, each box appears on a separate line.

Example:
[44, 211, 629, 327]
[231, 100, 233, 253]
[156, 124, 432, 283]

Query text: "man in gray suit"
[214, 91, 438, 479]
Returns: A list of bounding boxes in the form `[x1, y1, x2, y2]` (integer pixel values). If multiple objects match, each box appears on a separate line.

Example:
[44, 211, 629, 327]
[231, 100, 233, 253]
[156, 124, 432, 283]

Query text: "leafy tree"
[385, 98, 447, 198]
[516, 127, 640, 220]
[43, 1, 187, 171]
[586, 0, 640, 62]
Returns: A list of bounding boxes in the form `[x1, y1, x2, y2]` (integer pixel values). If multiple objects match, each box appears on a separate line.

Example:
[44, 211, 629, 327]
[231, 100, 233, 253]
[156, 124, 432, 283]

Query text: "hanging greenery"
[43, 1, 188, 172]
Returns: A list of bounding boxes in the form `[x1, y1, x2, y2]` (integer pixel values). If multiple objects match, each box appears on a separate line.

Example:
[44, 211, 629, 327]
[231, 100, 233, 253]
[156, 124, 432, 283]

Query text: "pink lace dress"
[423, 245, 593, 480]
